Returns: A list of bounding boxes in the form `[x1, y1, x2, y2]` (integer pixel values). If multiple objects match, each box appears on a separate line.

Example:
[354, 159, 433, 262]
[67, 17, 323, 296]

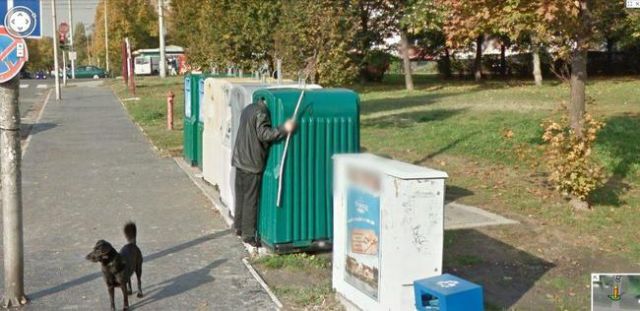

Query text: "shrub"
[359, 50, 393, 82]
[541, 112, 606, 206]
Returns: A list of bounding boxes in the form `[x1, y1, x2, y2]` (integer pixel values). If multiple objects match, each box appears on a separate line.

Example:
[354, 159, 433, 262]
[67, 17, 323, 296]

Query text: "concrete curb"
[173, 157, 282, 310]
[110, 85, 284, 310]
[172, 157, 234, 227]
[242, 258, 284, 310]
[110, 86, 165, 157]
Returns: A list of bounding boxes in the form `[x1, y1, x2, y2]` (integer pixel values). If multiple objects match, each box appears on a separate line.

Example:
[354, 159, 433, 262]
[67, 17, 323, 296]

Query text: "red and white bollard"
[167, 91, 175, 130]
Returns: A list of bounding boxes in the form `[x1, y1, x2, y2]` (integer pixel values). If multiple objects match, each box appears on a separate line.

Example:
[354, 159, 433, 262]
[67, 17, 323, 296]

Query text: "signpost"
[0, 25, 29, 308]
[60, 22, 68, 86]
[0, 1, 39, 307]
[0, 27, 28, 83]
[0, 0, 42, 39]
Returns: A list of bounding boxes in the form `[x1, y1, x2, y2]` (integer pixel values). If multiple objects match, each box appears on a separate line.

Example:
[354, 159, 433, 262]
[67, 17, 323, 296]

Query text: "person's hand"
[284, 119, 296, 133]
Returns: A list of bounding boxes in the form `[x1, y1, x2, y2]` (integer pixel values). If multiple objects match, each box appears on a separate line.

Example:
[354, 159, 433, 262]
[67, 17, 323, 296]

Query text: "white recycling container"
[202, 77, 321, 216]
[332, 153, 448, 311]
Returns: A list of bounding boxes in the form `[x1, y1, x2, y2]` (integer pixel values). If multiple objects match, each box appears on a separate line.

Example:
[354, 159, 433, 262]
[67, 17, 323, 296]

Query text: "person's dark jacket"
[232, 100, 286, 174]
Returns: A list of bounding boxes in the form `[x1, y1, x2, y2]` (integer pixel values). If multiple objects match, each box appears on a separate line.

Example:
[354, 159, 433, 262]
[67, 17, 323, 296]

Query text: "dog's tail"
[124, 222, 137, 245]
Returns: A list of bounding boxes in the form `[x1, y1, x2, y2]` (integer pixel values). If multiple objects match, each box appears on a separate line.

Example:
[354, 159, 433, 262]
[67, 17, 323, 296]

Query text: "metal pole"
[104, 0, 110, 74]
[68, 0, 75, 79]
[276, 59, 282, 85]
[0, 77, 27, 308]
[62, 51, 67, 86]
[158, 0, 166, 78]
[51, 0, 61, 100]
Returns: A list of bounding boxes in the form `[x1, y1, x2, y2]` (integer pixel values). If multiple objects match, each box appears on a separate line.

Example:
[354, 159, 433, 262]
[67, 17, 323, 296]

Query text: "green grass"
[112, 74, 640, 308]
[253, 253, 331, 270]
[110, 76, 185, 156]
[359, 74, 640, 262]
[273, 285, 337, 308]
[451, 255, 484, 266]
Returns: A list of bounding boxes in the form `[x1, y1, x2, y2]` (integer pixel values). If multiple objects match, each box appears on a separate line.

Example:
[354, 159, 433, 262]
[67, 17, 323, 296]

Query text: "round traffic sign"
[59, 22, 69, 35]
[0, 27, 28, 83]
[4, 6, 37, 38]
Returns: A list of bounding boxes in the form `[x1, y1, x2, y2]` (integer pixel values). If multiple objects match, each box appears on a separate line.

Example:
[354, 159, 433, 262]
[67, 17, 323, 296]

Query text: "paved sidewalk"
[9, 84, 275, 310]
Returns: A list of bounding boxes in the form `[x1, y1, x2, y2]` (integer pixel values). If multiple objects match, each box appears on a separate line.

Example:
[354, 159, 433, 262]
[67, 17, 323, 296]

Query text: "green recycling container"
[196, 75, 209, 169]
[256, 88, 360, 253]
[182, 73, 202, 166]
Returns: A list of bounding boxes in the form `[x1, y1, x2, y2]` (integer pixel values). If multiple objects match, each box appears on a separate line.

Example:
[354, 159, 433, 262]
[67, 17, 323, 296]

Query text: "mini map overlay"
[592, 274, 640, 310]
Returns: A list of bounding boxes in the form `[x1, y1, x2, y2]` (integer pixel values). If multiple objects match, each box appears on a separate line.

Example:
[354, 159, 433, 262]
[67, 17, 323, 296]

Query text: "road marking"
[22, 89, 52, 157]
[36, 84, 47, 89]
[19, 83, 28, 88]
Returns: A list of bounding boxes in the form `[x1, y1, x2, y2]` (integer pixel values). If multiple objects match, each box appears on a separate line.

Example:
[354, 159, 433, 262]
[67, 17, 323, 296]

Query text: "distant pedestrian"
[232, 98, 295, 247]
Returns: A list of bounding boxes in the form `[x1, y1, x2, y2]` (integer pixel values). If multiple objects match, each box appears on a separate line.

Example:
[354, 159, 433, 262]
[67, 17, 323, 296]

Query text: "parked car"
[35, 71, 47, 79]
[69, 66, 108, 79]
[19, 70, 33, 79]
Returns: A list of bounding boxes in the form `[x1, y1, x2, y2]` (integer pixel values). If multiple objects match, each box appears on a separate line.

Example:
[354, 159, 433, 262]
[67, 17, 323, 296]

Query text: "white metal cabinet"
[333, 153, 448, 311]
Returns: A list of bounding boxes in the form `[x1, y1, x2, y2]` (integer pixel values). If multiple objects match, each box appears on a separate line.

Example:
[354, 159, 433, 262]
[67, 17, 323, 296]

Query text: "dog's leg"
[136, 265, 143, 298]
[121, 286, 129, 310]
[108, 286, 116, 311]
[127, 279, 132, 295]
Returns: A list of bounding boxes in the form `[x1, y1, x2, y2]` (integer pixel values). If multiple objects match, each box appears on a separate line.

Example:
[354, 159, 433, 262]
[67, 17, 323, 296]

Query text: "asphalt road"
[18, 78, 53, 117]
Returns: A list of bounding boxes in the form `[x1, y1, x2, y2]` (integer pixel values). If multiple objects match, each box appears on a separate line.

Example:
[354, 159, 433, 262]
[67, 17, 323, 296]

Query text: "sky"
[40, 0, 100, 37]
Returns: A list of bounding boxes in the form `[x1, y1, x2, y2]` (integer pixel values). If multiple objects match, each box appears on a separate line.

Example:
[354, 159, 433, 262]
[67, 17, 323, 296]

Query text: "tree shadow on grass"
[590, 114, 640, 206]
[444, 229, 555, 309]
[362, 108, 467, 129]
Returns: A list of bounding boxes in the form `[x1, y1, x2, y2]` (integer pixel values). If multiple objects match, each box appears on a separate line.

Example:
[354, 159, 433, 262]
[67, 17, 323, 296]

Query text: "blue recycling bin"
[414, 274, 484, 311]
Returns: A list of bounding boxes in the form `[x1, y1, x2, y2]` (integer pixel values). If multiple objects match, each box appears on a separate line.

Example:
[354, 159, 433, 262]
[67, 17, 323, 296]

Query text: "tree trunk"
[500, 44, 507, 76]
[0, 77, 27, 308]
[570, 49, 587, 137]
[570, 0, 590, 138]
[474, 35, 483, 82]
[532, 46, 543, 86]
[400, 29, 414, 91]
[443, 48, 452, 78]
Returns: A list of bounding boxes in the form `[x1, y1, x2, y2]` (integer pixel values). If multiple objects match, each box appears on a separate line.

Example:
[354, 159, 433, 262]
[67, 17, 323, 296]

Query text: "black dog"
[86, 222, 143, 310]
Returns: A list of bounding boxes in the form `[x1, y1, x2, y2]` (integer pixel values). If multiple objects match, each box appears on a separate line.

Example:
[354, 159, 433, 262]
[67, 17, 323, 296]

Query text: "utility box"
[332, 153, 448, 311]
[257, 88, 360, 253]
[182, 73, 202, 166]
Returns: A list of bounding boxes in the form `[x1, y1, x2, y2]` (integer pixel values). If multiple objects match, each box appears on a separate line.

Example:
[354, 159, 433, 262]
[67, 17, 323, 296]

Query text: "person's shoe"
[234, 229, 242, 237]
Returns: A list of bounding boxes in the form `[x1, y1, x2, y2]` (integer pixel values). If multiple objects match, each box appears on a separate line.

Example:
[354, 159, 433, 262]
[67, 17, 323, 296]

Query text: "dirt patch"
[252, 253, 343, 310]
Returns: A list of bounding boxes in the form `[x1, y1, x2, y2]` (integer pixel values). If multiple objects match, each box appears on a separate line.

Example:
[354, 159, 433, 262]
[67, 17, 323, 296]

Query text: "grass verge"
[110, 76, 185, 156]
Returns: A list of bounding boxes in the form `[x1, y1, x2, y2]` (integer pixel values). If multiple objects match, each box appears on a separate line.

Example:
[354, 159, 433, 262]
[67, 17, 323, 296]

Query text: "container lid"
[414, 273, 482, 295]
[333, 153, 448, 179]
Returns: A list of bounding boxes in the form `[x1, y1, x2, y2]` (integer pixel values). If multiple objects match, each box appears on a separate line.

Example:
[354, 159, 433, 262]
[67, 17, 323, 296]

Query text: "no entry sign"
[0, 26, 28, 83]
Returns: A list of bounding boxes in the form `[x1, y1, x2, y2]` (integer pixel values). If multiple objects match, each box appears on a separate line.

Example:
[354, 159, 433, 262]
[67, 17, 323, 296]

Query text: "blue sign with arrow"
[1, 0, 42, 39]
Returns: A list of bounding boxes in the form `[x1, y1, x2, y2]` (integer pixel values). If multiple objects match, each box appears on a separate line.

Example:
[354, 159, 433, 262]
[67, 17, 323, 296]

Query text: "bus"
[133, 45, 185, 76]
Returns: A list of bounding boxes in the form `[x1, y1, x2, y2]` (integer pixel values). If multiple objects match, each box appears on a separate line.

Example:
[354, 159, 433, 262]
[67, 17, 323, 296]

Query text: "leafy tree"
[441, 0, 502, 81]
[404, 0, 450, 77]
[273, 0, 358, 85]
[72, 23, 89, 65]
[25, 38, 54, 72]
[351, 0, 401, 83]
[91, 0, 158, 74]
